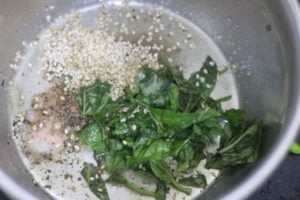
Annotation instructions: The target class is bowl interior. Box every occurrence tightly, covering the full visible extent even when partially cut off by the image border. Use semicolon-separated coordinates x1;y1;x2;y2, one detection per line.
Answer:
0;0;299;200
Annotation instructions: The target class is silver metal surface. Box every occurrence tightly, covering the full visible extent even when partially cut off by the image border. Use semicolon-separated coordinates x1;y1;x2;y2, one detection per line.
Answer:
0;0;299;200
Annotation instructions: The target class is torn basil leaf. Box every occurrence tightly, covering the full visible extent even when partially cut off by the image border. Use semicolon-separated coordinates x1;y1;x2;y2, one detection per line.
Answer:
81;163;109;200
179;174;207;188
76;56;263;200
107;173;156;198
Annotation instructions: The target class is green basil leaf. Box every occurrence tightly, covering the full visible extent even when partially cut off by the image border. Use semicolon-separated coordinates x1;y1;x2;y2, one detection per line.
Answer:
134;139;172;162
76;81;111;116
150;107;220;129
105;152;129;173
188;56;218;99
80;123;106;152
81;163;109;200
176;144;204;172
107;173;156;198
150;161;191;194
137;67;171;107
179;174;207;188
206;122;262;169
169;83;180;111
155;181;169;200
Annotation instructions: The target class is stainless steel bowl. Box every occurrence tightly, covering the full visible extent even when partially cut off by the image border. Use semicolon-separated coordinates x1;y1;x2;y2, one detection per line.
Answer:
1;0;300;200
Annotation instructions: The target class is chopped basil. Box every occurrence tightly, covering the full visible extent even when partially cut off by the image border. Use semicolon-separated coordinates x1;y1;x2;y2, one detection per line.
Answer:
77;56;263;200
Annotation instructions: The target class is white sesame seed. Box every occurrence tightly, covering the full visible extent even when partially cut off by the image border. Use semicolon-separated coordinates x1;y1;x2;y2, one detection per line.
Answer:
70;134;75;140
74;145;80;151
122;140;128;145
32;125;38;131
54;122;61;130
131;124;137;131
42;110;49;115
122;107;129;112
49;5;55;10
38;122;44;129
22;41;27;46
209;61;215;66
128;114;134;119
10;64;17;70
189;43;195;48
46;15;51;23
64;128;69;134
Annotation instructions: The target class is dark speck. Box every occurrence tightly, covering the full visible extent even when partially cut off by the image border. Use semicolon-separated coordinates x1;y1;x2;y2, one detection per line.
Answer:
64;173;73;180
23;119;31;125
265;24;272;32
1;80;4;87
44;185;52;189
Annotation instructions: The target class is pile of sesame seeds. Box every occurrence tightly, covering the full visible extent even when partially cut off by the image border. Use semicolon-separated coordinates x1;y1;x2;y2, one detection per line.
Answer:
41;11;160;100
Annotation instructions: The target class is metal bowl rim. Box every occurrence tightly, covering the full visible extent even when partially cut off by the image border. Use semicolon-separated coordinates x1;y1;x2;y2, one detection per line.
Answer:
221;0;300;199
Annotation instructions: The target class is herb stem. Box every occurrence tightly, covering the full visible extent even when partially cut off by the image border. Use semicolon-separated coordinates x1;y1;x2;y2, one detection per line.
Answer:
108;174;156;197
219;124;258;154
